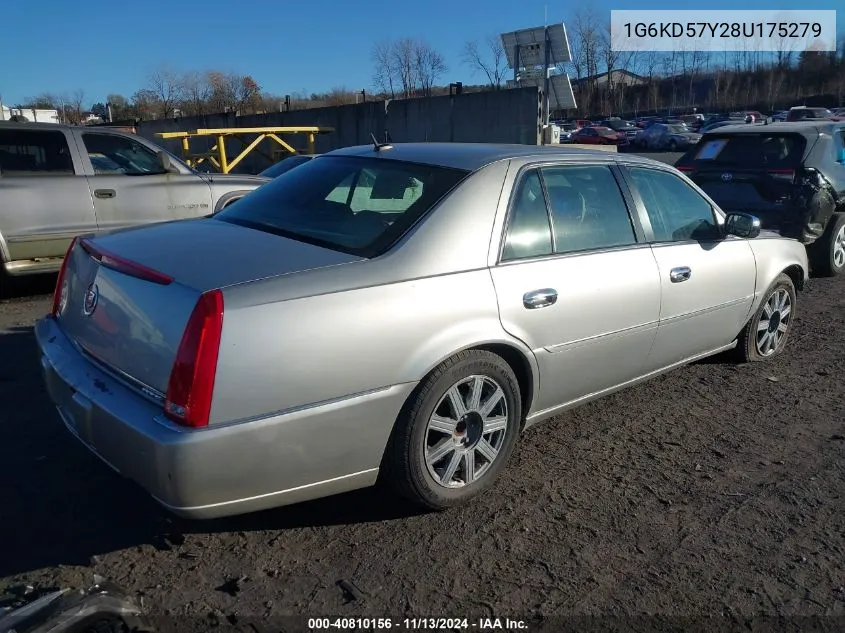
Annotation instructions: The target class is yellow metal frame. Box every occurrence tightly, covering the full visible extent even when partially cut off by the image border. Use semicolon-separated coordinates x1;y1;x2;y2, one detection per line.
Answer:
155;126;334;174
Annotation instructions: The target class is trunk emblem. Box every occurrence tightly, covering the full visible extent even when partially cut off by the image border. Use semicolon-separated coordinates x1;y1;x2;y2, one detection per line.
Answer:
83;283;99;316
721;172;733;182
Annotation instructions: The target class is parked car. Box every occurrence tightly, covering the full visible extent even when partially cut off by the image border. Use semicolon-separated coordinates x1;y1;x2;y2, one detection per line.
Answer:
699;120;743;134
258;153;318;178
0;122;268;280
637;123;702;150
570;126;627;145
635;116;659;128
36;143;809;519
772;111;789;122
679;114;705;131
550;121;577;143
675;120;845;275
786;107;836;122
599;118;641;142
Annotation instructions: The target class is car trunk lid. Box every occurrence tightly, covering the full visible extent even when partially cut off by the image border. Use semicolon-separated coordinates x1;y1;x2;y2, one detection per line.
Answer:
55;219;363;396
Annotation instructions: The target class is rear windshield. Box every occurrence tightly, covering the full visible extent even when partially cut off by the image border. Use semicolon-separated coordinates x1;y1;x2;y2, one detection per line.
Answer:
688;133;807;168
216;155;469;257
258;155;313;178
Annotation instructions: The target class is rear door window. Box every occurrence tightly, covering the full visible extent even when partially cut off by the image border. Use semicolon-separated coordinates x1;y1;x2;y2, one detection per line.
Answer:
0;129;74;175
691;134;806;169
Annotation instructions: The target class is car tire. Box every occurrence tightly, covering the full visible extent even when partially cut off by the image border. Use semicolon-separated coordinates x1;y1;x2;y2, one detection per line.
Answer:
809;212;845;277
733;273;796;363
668;140;678;151
383;350;522;510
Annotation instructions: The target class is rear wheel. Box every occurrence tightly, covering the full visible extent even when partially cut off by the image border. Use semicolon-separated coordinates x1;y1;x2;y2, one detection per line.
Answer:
810;212;845;277
733;273;796;363
383;350;522;510
668;139;678;151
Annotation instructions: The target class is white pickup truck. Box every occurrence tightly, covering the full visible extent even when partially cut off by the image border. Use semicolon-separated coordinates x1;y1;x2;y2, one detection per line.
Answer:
0;121;268;280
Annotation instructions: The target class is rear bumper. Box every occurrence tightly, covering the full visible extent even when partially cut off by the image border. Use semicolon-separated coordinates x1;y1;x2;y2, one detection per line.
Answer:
35;316;415;519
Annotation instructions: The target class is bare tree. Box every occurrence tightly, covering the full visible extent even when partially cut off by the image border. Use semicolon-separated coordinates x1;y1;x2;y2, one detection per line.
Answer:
372;39;397;99
234;75;262;113
207;71;237;113
463;35;507;89
182;71;211;116
148;64;184;118
131;89;159;120
60;89;86;124
599;18;635;115
24;93;58;109
393;38;419;98
569;8;601;114
415;41;447;97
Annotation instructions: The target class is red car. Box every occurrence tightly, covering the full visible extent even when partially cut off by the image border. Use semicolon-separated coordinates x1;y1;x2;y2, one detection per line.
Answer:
570;126;626;145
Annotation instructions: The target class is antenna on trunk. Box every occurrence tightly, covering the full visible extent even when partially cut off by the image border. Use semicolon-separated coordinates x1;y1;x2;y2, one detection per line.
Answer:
370;133;393;151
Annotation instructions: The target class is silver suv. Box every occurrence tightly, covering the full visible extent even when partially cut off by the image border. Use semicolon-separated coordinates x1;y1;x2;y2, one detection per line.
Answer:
0;122;268;278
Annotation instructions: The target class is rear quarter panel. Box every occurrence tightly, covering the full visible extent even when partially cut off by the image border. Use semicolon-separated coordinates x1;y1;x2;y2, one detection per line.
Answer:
211;269;520;424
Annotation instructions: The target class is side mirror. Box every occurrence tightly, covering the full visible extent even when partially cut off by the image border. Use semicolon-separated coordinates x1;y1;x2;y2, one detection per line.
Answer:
157;150;179;174
724;212;761;239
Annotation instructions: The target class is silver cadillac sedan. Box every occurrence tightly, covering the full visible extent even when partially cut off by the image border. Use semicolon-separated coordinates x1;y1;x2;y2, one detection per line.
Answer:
35;143;809;519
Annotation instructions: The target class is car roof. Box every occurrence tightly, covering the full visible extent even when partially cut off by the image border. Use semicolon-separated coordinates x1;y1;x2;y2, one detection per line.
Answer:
324;142;661;171
702;121;842;135
0;121;139;137
0;121;73;131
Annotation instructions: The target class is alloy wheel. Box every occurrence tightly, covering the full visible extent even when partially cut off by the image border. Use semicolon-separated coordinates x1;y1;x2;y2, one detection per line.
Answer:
424;375;509;488
755;289;792;357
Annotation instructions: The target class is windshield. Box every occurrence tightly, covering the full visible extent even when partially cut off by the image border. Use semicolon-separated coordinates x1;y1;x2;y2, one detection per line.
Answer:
216;155;469;257
596;128;616;137
691;133;807;168
259;155;313;178
667;125;689;134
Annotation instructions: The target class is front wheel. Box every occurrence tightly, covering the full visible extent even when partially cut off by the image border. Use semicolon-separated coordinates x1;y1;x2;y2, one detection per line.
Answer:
383;350;522;510
733;273;796;362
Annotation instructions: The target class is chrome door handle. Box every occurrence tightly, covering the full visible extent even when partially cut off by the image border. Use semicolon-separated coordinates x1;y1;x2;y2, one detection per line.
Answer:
523;288;558;309
94;189;116;199
669;266;691;283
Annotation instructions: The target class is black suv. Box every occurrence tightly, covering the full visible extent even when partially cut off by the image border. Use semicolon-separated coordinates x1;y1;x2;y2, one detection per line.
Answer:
675;121;845;276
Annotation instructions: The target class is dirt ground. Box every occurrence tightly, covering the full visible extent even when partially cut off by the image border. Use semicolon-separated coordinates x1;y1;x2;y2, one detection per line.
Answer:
1;267;843;632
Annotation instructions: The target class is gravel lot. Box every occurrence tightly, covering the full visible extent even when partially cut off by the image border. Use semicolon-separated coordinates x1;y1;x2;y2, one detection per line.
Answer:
2;149;844;631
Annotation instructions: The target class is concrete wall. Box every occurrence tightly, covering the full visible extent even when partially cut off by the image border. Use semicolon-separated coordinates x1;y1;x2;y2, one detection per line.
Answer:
137;87;541;174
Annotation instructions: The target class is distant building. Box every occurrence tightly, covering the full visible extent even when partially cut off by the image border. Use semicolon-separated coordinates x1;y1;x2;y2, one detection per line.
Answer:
0;105;61;123
571;70;647;88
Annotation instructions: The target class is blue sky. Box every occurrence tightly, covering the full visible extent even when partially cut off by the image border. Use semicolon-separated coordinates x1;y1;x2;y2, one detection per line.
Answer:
0;0;842;107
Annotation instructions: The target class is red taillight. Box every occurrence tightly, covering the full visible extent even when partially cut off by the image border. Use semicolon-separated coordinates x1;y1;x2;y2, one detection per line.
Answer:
79;238;173;285
677;166;694;173
164;290;224;428
767;168;795;182
51;237;79;317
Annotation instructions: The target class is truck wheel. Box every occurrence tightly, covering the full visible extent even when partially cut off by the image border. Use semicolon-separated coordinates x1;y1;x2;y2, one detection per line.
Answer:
810;212;845;277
